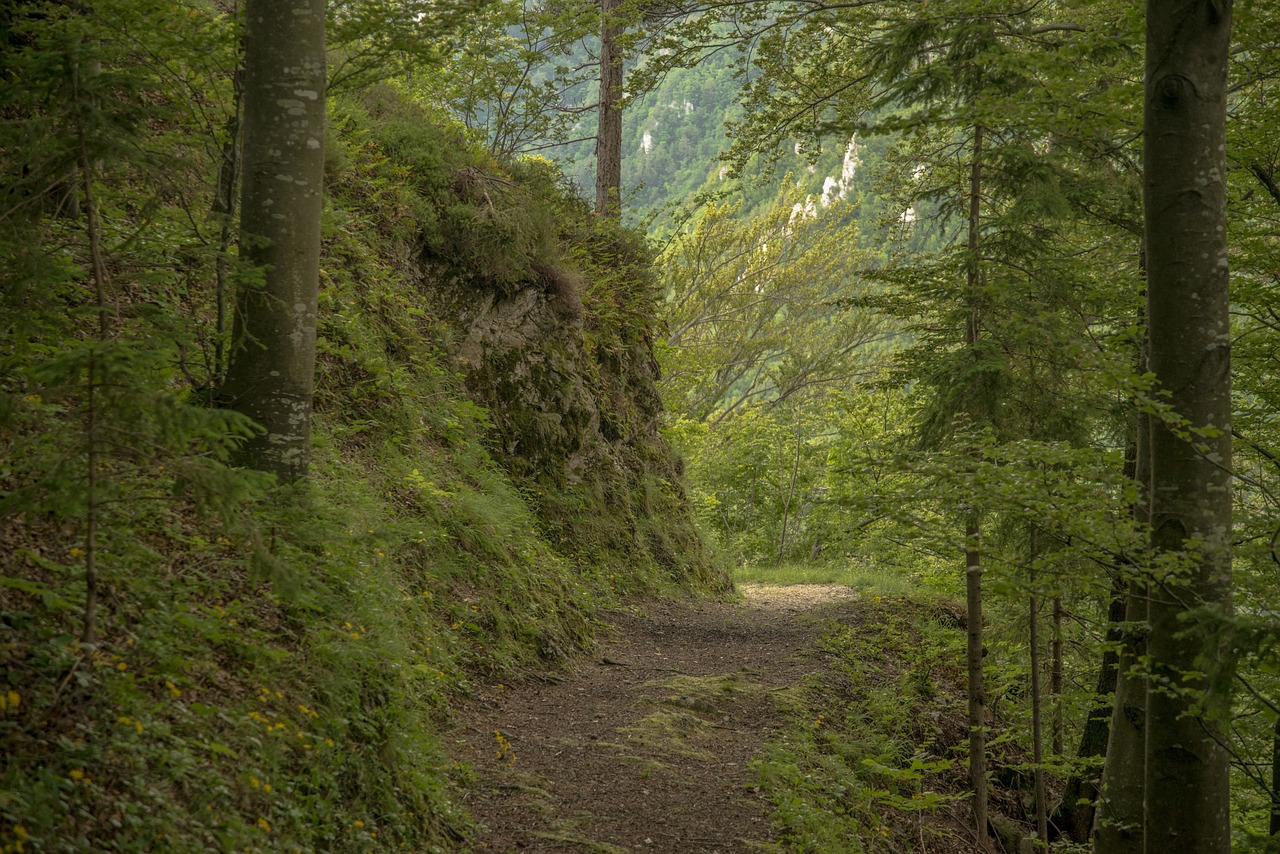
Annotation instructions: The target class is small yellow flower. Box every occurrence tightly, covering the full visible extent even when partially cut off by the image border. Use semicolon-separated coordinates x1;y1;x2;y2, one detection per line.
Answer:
166;680;182;698
69;547;85;558
14;824;29;839
68;769;86;781
257;817;271;832
353;820;365;829
4;690;18;711
250;776;261;789
116;662;127;671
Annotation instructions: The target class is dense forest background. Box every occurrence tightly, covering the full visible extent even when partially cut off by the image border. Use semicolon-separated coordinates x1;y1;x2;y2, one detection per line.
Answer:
2;0;1279;851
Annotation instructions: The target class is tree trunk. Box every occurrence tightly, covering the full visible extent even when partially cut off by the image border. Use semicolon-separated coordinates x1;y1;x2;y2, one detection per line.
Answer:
964;123;989;851
966;513;988;849
776;415;803;567
1051;595;1064;756
1271;717;1280;836
1095;363;1153;854
1142;0;1233;849
1029;536;1048;846
594;0;623;218
212;69;243;385
1054;584;1123;843
219;0;326;482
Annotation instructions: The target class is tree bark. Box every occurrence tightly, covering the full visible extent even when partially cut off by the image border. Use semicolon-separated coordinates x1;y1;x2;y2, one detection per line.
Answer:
1095;354;1153;854
964;124;989;851
1094;591;1149;854
1141;0;1233;850
219;0;326;482
1271;717;1280;836
1029;537;1048;846
1051;595;1064;756
594;0;623;218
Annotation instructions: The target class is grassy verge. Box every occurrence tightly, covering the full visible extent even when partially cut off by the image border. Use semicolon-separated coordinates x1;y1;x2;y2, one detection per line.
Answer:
733;561;919;598
752;595;972;852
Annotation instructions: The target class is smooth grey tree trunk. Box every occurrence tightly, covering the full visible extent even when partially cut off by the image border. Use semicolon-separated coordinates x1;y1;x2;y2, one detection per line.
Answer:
594;0;623;218
1141;0;1233;850
219;0;326;482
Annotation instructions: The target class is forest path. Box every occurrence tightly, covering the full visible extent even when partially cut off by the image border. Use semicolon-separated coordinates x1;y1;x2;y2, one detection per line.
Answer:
450;584;858;853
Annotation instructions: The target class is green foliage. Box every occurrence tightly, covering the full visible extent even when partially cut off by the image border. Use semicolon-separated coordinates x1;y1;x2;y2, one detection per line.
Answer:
406;0;599;156
753;597;968;852
0;9;723;848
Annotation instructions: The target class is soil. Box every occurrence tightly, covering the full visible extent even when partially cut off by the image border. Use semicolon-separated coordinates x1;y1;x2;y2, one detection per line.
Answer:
449;585;860;853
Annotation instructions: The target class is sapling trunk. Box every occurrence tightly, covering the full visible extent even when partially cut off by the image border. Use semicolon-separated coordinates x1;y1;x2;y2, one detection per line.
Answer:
77;107;108;647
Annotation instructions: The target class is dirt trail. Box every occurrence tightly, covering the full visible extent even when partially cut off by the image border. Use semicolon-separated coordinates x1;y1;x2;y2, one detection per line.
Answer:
450;585;858;853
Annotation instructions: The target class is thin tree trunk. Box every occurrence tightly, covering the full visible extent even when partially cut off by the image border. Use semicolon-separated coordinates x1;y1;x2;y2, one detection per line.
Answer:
776;416;802;568
1271;717;1280;837
1029;532;1048;846
1054;580;1124;842
218;0;326;482
594;0;622;218
1051;595;1064;756
212;69;243;384
1142;0;1234;850
964;123;989;850
76;103;108;647
1056;438;1137;843
1095;365;1153;854
966;513;988;848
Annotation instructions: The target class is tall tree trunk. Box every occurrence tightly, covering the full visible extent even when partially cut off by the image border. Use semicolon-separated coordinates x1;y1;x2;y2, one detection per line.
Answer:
219;0;326;482
594;0;622;218
1142;0;1233;850
964;123;989;850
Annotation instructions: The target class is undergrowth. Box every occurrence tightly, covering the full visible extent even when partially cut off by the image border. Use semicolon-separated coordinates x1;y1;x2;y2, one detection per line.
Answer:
0;80;723;852
753;596;972;853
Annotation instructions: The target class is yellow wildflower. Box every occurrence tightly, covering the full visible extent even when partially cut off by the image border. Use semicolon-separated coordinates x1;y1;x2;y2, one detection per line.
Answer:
68;769;85;781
